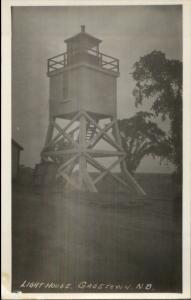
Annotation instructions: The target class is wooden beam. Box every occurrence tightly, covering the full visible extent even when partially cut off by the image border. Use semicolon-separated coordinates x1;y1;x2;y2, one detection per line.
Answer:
111;119;146;196
84;170;97;192
79;114;87;187
43;112;81;150
83;112;122;151
67;125;79;136
57;154;79;173
101;135;123;151
86;149;125;157
79;155;97;192
93;157;124;184
66;159;76;176
77;114;97;192
44;118;55;146
49;52;66;60
121;159;146;196
54;122;79;148
112;118;122;146
79;114;87;150
43;149;78;157
51;125;79;150
87;119;115;148
43;149;125;158
59;171;81;190
85;153;131;190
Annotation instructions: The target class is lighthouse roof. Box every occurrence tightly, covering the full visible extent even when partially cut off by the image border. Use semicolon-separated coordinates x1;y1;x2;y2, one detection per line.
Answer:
64;25;102;47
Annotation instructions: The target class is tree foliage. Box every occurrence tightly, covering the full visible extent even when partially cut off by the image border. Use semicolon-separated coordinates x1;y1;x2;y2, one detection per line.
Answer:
131;51;182;174
118;112;170;174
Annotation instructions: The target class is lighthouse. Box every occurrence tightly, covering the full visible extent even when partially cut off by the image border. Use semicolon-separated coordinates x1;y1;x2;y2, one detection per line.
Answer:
39;26;145;195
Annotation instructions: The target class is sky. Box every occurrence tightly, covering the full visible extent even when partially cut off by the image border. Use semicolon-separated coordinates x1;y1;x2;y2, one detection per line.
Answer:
12;5;182;172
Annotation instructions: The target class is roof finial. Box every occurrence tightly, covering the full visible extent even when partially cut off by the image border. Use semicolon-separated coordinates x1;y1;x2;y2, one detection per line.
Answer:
81;25;85;33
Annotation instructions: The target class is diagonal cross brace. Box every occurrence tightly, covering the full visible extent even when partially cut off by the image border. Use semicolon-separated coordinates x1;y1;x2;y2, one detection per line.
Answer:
43;112;81;150
54;122;79;148
83;112;123;151
87;119;115;148
93;156;125;184
85;153;131;190
59;171;82;190
57;154;79;174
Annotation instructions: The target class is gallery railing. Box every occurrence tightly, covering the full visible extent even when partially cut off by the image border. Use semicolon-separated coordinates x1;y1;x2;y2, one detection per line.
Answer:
47;48;119;74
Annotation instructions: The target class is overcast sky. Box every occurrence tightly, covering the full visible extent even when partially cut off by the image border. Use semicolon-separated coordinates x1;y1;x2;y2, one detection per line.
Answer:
12;5;182;172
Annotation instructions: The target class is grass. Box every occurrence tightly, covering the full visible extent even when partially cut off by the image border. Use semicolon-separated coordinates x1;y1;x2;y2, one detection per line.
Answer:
12;172;182;293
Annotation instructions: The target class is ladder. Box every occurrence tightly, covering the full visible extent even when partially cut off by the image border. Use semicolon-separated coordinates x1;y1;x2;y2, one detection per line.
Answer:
86;122;97;142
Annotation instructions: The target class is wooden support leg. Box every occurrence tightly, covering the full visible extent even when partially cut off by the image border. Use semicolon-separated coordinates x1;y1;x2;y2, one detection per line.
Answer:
44;117;55;147
79;155;97;192
121;159;146;196
41;111;146;195
41;117;55;161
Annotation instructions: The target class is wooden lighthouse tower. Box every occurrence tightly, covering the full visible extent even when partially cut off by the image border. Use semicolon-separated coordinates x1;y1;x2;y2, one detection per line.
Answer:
40;26;145;195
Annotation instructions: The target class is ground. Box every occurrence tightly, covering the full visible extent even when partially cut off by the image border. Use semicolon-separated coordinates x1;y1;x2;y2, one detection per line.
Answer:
12;172;182;293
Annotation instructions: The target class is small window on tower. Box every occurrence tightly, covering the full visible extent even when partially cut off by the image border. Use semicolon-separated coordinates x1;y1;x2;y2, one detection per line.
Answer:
63;72;68;100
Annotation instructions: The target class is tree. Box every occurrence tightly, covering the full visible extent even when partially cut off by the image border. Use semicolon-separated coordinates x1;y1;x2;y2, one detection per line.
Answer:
131;50;182;175
118;112;170;174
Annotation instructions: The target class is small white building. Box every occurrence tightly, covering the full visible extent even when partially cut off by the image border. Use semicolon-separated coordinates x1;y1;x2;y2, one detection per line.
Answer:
12;139;23;180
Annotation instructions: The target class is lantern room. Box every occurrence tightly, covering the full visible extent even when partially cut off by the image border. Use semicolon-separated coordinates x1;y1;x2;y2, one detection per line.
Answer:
65;25;101;66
